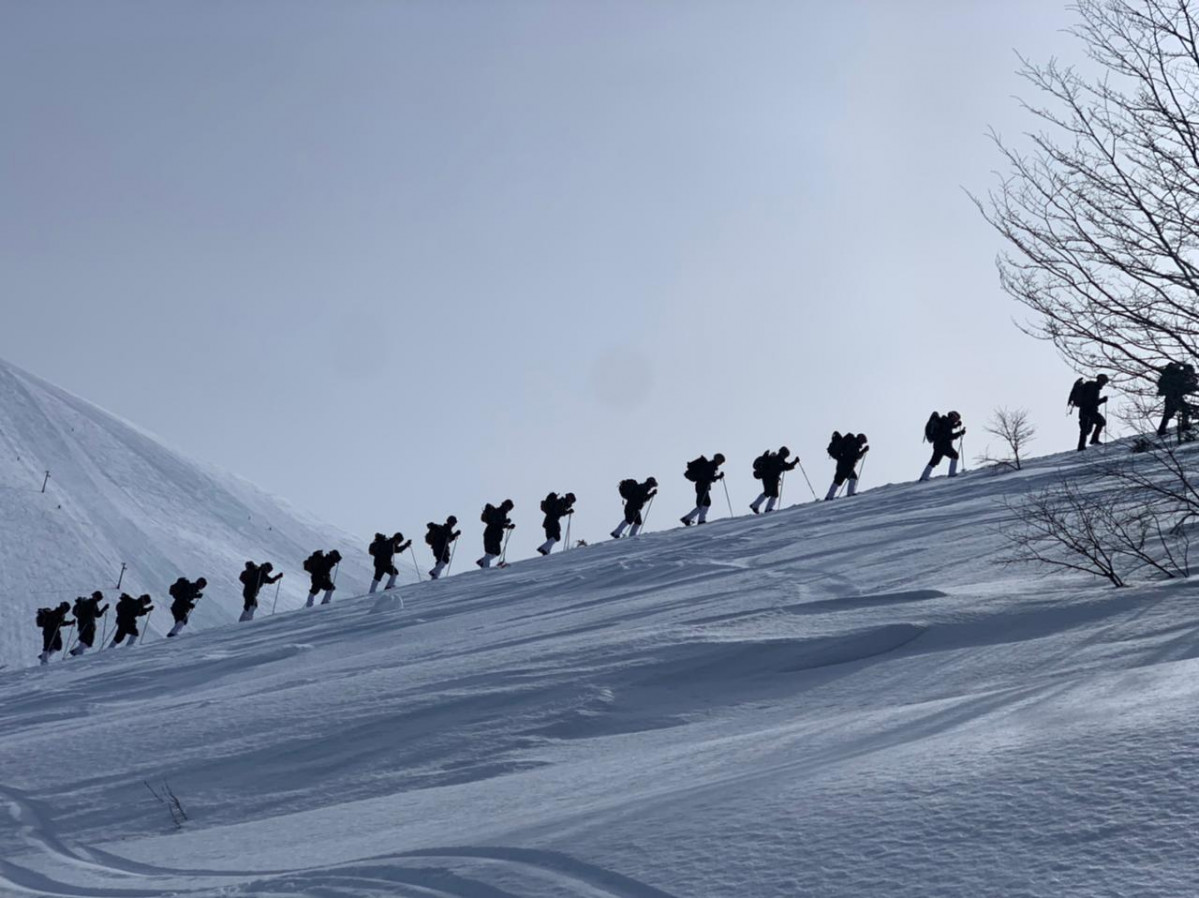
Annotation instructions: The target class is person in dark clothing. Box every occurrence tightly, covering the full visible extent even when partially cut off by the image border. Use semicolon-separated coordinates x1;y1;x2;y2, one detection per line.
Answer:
750;446;799;514
167;577;207;637
70;591;108;656
1157;362;1197;437
611;477;658;538
1071;374;1110;450
426;517;460;580
303;550;342;606
681;453;726;526
369;532;412;593
37;602;74;664
824;432;869;500
239;561;282;622
919;411;966;482
477;500;516;568
537;492;576;555
110;593;153;647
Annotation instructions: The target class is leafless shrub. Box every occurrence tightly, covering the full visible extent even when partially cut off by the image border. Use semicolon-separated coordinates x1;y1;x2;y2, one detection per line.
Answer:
977;407;1037;471
1003;473;1190;587
145;779;188;829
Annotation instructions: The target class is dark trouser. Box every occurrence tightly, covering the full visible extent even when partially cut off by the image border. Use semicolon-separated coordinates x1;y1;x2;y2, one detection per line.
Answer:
112;620;138;645
309;574;334;594
1159;396;1191;435
1078;408;1106;449
833;461;858;486
693;482;713;507
761;476;781;499
928;439;959;468
171;603;190;625
544;518;562;541
77;621;97;648
373;561;397;582
41;628;63;653
483;527;504;556
624;503;645;526
431;544;451;564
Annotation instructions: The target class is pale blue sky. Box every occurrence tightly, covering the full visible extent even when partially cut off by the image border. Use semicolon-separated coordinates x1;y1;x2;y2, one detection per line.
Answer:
2;0;1082;559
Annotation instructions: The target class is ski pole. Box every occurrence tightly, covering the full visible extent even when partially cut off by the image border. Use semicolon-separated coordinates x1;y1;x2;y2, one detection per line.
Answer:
958;436;967;473
99;607;111;650
641;495;656;531
446;536;459;576
778;471;786;505
409;545;423;582
138;608;155;645
796;461;818;501
271;578;283;614
501;527;513;564
63;621;78;657
564;514;571;552
721;478;734;519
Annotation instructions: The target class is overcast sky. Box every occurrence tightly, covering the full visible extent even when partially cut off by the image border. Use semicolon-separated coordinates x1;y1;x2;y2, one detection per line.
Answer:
2;0;1086;560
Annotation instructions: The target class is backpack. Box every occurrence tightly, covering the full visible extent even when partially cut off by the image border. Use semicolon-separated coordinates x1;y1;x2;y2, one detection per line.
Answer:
540;492;557;515
1067;377;1085;409
239;564;258;587
827;432;844;460
302;552;323;574
168;578;187;600
618;478;638;500
752;451;771;480
424;525;438;547
684;457;705;482
923;412;942;443
36;607;48;627
481;503;495;524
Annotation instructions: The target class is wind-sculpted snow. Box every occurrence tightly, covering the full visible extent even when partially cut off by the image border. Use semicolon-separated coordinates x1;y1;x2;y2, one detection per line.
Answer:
5;389;1199;895
0;358;370;668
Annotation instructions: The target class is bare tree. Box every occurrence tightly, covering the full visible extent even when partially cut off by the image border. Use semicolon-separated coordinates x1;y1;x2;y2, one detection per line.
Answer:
974;0;1199;394
979;407;1037;471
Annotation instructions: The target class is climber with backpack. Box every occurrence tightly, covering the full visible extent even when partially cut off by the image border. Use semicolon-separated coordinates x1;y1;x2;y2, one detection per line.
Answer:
303;549;342;606
1156;361;1197;438
538;492;576;555
110;593;153;647
36;602;73;664
426;517;460;580
918;411;966;482
368;532;411;593
239;561;282;621
477;500;516;568
167;576;207;636
612;477;658;538
680;454;726;526
70;592;108;655
750;446;799;513
1068;374;1109;451
823;431;869;500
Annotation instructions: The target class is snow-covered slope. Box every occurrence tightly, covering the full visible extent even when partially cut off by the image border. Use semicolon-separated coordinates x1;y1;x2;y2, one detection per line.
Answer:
0;358;370;668
4;436;1199;897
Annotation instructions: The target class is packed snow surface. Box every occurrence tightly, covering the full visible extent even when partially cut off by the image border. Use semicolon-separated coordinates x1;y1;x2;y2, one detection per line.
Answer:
4;427;1199;897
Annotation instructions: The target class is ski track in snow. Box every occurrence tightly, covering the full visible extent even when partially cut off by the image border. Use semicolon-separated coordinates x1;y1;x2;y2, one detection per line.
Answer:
4;369;1199;895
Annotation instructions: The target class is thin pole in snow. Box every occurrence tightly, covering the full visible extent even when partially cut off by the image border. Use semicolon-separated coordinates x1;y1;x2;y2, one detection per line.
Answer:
116;563;127;590
721;478;734;519
409;545;422;582
41;471;50;493
271;578;283;615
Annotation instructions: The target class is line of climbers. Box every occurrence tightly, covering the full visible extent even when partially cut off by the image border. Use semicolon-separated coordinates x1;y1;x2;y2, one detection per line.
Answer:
32;370;1197;665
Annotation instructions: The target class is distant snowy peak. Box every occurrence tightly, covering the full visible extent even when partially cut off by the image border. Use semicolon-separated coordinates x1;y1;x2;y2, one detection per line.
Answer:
0;356;369;669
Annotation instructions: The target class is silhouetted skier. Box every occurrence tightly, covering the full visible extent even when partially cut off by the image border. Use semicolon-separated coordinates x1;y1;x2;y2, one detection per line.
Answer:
303;550;342;606
239;561;282;621
538;492;576;555
611;477;657;538
919;411;966;481
1069;374;1109;450
369;532;411;592
681;453;726;526
477;500;515;568
167;577;207;637
1157;362;1197;437
824;432;869;500
750;446;799;514
70;592;108;656
110;593;153;647
426;517;460;580
36;602;73;664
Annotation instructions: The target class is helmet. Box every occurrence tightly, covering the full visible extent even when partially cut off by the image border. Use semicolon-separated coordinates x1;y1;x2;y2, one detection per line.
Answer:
447;516;458;526
778;445;790;456
646;476;658;487
392;532;403;542
91;590;103;599
713;453;726;465
502;499;514;509
857;433;869;443
58;601;70;611
564;492;576;502
196;577;208;588
1097;373;1110;384
328;551;342;562
947;410;961;422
